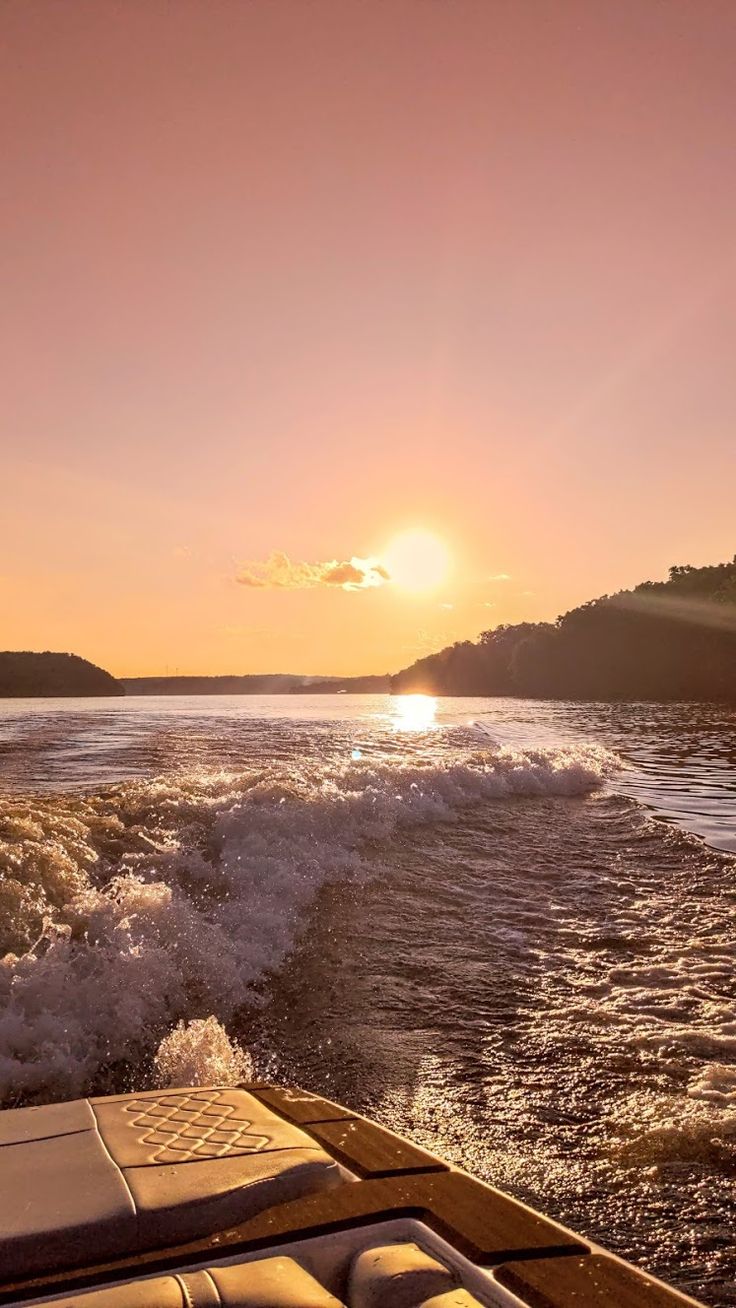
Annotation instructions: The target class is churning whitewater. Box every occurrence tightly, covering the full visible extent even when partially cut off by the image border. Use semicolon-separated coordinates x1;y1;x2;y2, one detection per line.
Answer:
1;694;735;1306
0;737;610;1099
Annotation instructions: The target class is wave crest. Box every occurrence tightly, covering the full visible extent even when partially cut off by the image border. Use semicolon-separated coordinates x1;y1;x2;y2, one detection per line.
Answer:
0;742;613;1103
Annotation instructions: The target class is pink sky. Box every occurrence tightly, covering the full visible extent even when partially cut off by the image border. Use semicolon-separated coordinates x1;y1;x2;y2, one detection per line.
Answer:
2;0;735;676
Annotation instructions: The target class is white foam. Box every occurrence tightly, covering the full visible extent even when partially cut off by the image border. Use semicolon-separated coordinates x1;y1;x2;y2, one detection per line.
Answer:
0;742;613;1103
609;1087;736;1169
687;1062;736;1106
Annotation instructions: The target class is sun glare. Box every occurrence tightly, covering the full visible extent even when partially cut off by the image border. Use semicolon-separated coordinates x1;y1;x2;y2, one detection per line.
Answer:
391;694;438;731
383;529;450;592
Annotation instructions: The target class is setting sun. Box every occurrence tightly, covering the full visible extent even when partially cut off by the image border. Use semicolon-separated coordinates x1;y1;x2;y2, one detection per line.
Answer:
383;529;450;592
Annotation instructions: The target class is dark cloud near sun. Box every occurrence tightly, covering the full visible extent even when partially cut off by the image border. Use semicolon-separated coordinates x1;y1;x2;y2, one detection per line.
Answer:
322;559;390;587
237;551;389;592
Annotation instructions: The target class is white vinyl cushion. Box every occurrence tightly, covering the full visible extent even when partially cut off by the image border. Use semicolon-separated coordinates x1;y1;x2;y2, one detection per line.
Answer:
21;1259;345;1308
348;1243;457;1308
0;1087;342;1280
19;1244;488;1308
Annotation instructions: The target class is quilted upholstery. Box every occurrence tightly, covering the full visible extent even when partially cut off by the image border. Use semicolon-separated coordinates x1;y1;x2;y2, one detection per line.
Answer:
0;1086;342;1280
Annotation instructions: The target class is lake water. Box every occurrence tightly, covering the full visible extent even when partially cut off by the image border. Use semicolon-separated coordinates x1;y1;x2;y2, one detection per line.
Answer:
1;694;734;1305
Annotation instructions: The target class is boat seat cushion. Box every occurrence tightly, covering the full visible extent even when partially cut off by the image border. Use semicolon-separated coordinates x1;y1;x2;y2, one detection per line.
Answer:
348;1242;457;1308
20;1258;345;1308
209;1259;344;1307
0;1087;342;1280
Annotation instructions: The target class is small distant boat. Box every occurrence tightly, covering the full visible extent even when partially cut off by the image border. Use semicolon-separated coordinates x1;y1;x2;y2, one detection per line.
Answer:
0;1081;702;1306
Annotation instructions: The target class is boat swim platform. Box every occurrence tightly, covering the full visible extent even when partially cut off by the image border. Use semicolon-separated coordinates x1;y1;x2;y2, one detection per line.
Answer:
0;1081;706;1308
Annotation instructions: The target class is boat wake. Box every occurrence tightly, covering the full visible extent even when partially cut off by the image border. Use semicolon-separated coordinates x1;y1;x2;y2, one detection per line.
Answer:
0;742;612;1103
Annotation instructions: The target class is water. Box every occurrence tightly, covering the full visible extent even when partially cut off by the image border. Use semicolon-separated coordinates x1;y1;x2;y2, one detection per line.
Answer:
1;694;734;1305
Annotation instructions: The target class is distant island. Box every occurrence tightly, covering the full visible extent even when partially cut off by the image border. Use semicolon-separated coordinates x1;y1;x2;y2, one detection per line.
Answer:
0;652;124;698
0;662;390;699
289;675;390;694
123;674;307;695
391;555;736;701
122;674;390;695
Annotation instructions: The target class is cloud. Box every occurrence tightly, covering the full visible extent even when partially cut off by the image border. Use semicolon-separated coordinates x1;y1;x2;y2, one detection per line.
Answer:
236;551;389;592
322;559;389;589
488;573;511;581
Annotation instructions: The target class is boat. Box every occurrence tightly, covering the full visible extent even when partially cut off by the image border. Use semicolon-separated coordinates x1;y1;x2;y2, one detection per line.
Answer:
0;1079;704;1307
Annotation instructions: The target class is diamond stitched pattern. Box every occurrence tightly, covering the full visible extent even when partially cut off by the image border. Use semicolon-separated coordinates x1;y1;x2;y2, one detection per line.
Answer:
122;1091;273;1163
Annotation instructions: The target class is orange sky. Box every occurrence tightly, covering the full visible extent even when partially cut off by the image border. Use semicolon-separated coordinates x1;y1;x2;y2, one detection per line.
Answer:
2;0;735;677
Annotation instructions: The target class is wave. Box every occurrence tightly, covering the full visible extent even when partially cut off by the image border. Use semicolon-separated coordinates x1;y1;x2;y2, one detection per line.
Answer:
0;742;613;1104
609;1083;736;1171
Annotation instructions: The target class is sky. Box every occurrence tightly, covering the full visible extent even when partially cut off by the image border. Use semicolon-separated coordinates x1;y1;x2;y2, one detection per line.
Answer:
2;0;735;677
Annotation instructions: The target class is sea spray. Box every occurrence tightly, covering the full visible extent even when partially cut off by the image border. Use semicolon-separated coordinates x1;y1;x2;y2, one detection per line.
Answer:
155;1017;253;1088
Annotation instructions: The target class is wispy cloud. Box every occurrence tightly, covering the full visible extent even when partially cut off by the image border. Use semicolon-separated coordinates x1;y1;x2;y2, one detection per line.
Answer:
236;551;389;592
488;573;511;582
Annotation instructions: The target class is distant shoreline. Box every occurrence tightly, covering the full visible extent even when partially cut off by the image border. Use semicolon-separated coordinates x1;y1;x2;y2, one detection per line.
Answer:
121;674;390;696
0;655;391;698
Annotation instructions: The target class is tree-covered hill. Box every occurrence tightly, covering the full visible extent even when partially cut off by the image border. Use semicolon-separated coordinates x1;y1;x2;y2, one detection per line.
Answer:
391;556;736;701
0;652;124;697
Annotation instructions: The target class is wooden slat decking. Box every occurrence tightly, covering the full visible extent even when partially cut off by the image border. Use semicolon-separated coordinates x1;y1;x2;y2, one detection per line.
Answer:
496;1253;703;1308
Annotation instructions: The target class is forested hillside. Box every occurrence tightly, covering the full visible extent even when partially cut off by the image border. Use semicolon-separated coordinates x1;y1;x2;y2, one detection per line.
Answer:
391;557;736;701
0;652;123;697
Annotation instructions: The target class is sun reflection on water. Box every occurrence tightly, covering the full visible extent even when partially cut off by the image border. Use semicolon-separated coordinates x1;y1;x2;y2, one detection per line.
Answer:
390;694;438;732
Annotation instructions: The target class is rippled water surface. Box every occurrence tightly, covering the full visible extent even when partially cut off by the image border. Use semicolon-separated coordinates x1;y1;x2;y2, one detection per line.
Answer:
0;694;734;1305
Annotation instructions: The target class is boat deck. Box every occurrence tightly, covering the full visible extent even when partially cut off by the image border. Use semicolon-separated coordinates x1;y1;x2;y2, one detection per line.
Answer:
0;1081;706;1308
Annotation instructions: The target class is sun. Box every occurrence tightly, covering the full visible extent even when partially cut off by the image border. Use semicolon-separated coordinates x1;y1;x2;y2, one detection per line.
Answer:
383;528;450;592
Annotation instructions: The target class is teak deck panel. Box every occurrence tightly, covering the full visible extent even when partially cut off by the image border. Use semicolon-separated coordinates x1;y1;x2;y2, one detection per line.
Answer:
250;1087;355;1123
496;1253;698;1308
252;1084;449;1176
301;1116;449;1177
